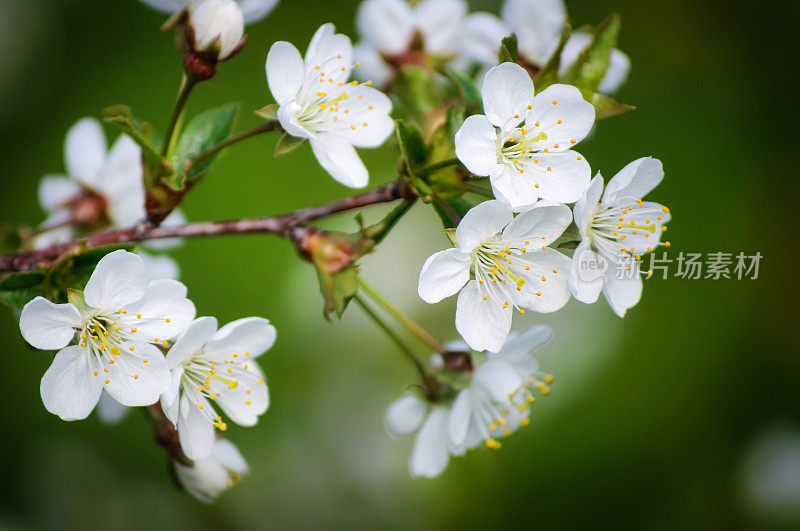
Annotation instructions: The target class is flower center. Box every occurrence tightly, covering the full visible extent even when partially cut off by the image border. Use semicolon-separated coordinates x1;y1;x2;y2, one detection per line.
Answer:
590;200;670;262
471;240;542;315
497;127;548;174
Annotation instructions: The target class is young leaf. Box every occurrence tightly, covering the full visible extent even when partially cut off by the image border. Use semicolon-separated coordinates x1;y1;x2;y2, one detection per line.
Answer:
255;104;279;120
391;66;443;124
102;105;162;168
498;33;519;63
274;132;306;157
316;265;359;320
172;103;239;183
440;68;481;112
583;91;636;119
445;106;465;139
562;13;620;93
395;120;429;170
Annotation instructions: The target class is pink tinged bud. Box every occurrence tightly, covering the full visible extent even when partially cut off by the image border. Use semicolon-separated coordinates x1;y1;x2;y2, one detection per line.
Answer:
189;0;245;59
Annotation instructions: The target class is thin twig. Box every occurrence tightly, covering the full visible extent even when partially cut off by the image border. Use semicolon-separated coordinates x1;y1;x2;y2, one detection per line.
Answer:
161;74;196;157
190;121;282;169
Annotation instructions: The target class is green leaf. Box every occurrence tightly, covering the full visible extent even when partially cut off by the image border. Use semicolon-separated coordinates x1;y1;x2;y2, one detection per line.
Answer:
432;196;476;229
498;33;519;64
0;271;45;310
395;120;429;170
391;66;443;123
440;68;481;111
445;106;465;139
103;105;162;167
316;265;359;320
534;22;572;92
172;103;239;184
0;224;22;255
583;91;636;119
274;132;306;157
255;104;279;120
562;14;620;93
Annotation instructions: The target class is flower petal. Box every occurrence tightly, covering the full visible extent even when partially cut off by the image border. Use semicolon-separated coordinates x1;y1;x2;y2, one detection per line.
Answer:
356;0;414;54
20;297;82;350
415;0;467;53
160;366;183;426
492;324;552;366
418;248;471;303
38;174;79;213
502;0;565;65
40;346;103;420
123;279;196;340
237;0;279;23
84;250;149;311
353;42;392;86
215;364;269;426
481;62;535;129
204;317;276;361
454;114;501;177
305;23;353;84
385;394;428;437
448;389;471;446
309;134;369;188
458;12;509;67
409;406;450;478
568;240;604;303
166;316;218;369
490;164;543;211
573;173;604;237
529;84;595;151
455;280;512;353
455;199;513;252
520;151;591;204
602;157;664;205
103;341;171;407
266;41;305;105
335;86;394;148
64;118;107;189
516;248;572;312
178;393;216;460
603;266;643;317
474;359;523;402
137;252;180;281
502;203;572;246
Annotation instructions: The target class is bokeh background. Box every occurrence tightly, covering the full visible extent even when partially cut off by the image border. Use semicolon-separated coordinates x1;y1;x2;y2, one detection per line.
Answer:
0;0;798;529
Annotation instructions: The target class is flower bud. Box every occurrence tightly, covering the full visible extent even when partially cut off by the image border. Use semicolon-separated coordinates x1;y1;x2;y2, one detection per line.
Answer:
189;0;244;60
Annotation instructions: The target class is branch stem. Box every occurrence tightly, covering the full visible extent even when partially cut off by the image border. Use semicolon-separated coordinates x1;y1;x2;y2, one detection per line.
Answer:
415;158;460;175
161;74;196;157
357;278;446;354
191;121;282;168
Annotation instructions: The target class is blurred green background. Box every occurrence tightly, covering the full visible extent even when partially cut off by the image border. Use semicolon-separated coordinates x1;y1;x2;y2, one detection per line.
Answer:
0;0;798;529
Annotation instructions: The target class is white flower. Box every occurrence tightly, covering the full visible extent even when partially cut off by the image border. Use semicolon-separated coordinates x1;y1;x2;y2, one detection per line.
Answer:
189;0;244;59
354;0;506;86
448;325;553;452
569;157;671;317
501;0;630;93
385;325;553;477
18;250;196;420
160;316;275;460
173;438;249;503
138;0;278;24
35;118;183;277
266;23;394;188
418;199;572;352
454;63;594;210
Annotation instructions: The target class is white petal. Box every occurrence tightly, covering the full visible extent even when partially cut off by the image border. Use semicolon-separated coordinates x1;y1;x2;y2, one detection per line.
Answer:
458;12;509;67
165;316;218;369
204;317;276;361
520;151;591;204
277;101;312;140
353;42;392;86
385;394;428;437
417;248;471;303
309;135;368;188
38;174;79;213
455;280;512;353
103;135;145;227
490;164;544;211
493;324;552;365
502;0;565;65
481;62;535;129
516;248;572;312
212;438;249;474
96;390;129;424
568;240;604;303
474;359;523;402
137;252;180;281
356;0;414;54
305;24;353;82
448;389;471;446
573;173;604;237
335;86;394;148
603;266;643;317
84;250;149;311
501;203;572;246
40;346;103;420
137;0;186;14
602;157;664;205
529;84;595;150
103;342;171;406
415;0;467;53
123;279;196;340
237;0;279;23
266;41;305;105
19;297;81;350
409;407;450;478
160;366;183;426
64;118;107;189
178;393;216;460
454;115;501;177
215;364;269;426
455;199;513;252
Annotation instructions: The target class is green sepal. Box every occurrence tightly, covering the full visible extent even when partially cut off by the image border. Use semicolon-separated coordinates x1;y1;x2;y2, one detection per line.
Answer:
498;33;519;64
317;265;359;321
582;91;636;119
255;104;279;121
274;132;306;157
171;103;239;185
443;228;457;246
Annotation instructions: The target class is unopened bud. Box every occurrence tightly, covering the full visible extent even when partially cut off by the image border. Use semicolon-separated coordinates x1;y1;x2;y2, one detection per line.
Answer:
189;0;245;60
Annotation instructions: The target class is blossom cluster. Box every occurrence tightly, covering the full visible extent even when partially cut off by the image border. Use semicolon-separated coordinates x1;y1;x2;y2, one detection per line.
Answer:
3;0;675;503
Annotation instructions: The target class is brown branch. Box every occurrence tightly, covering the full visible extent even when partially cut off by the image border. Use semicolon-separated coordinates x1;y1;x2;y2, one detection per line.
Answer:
1;181;412;273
